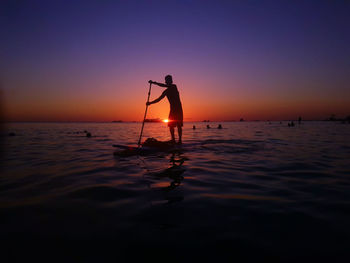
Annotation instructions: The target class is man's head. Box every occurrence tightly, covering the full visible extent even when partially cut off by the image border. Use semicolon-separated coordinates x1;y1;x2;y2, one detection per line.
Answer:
165;75;173;85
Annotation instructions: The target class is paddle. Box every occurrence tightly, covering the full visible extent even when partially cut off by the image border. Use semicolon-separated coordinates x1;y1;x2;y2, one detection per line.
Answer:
137;81;152;147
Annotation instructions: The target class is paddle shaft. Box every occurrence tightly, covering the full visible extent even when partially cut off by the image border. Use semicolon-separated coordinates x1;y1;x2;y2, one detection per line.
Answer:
138;82;152;147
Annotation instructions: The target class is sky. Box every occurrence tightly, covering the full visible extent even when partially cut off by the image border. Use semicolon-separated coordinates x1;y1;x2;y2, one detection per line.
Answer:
1;0;349;122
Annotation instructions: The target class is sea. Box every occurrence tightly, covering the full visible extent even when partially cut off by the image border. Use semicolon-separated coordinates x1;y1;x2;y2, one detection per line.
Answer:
1;121;350;262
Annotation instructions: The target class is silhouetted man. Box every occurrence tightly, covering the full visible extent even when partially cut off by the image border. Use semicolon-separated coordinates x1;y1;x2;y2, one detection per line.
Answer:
147;75;183;144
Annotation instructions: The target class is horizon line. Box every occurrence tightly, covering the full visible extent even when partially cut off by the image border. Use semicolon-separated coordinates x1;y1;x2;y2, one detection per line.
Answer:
1;119;338;123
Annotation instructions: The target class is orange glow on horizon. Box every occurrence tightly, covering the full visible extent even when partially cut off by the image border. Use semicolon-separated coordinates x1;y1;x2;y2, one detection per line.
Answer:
2;79;350;122
163;119;169;123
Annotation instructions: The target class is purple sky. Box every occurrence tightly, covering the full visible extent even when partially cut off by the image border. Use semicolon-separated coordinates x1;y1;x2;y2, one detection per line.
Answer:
1;0;349;121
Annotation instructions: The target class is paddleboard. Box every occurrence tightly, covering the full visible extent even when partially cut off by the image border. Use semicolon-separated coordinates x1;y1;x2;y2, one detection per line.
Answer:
113;138;182;157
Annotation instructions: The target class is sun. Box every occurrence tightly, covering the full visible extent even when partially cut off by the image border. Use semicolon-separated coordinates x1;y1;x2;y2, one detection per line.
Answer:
163;119;169;123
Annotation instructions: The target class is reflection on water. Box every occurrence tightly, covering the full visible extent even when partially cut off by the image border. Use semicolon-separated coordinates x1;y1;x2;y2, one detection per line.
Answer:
1;121;350;262
149;153;186;191
121;150;188;207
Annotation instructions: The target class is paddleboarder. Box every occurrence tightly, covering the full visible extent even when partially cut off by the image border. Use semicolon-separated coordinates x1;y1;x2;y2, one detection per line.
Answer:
147;75;183;144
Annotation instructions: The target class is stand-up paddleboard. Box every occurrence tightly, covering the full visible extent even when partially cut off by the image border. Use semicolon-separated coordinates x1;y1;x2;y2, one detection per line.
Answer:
113;138;182;157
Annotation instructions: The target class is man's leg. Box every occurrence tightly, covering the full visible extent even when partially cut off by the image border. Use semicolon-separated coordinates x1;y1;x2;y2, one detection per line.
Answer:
169;126;175;143
177;125;182;144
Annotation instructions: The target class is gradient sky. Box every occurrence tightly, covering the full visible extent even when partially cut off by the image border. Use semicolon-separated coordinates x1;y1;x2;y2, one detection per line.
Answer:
1;0;349;121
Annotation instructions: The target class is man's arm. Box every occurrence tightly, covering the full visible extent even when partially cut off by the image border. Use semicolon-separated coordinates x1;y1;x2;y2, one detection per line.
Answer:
149;80;171;88
147;90;167;105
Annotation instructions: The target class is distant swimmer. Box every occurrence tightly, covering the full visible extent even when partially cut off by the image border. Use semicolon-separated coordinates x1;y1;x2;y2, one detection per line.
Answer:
207;125;210;129
193;125;196;130
147;75;183;144
218;124;222;129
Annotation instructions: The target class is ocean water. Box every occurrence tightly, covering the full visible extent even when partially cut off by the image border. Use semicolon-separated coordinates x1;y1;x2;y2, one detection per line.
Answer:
1;121;350;262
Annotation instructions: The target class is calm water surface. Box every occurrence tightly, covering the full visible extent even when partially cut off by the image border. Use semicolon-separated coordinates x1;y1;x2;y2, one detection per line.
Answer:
1;122;350;262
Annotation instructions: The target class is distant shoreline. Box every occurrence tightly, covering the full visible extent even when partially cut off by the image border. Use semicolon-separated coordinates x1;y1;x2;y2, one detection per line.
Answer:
2;119;347;124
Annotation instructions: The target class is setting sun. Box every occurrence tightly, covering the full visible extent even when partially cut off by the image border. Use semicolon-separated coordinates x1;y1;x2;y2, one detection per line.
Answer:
163;119;169;123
